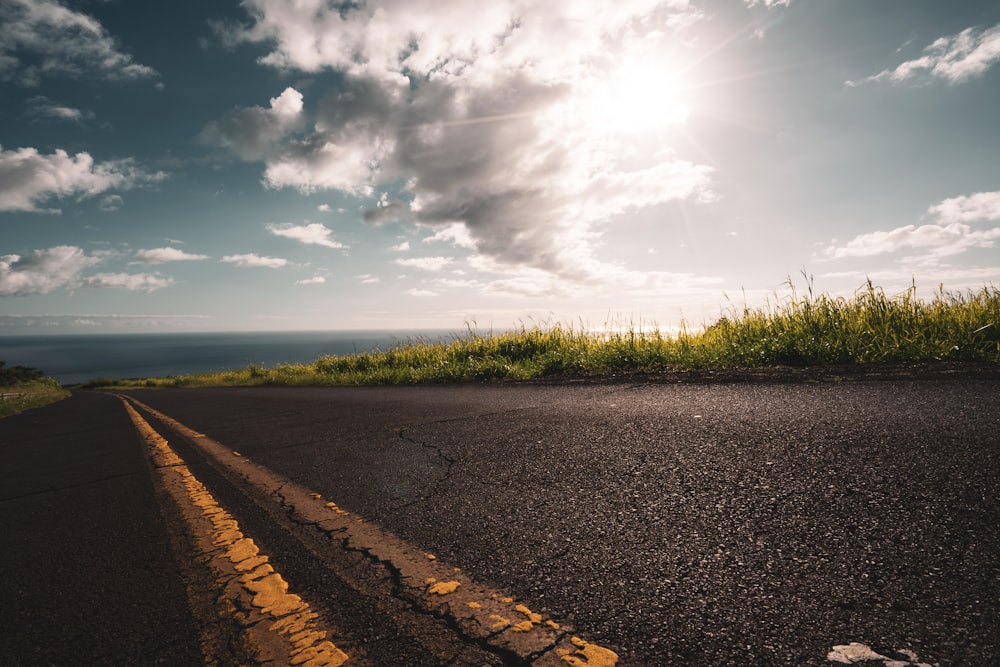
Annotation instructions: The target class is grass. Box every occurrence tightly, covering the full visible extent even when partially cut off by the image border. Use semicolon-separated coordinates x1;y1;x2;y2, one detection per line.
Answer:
84;281;1000;389
0;379;71;419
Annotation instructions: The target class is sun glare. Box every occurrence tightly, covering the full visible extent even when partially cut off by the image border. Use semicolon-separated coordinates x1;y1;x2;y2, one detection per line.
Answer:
589;61;692;134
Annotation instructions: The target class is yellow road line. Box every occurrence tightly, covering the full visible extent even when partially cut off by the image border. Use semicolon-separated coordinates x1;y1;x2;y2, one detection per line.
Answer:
120;397;349;667
122;394;621;666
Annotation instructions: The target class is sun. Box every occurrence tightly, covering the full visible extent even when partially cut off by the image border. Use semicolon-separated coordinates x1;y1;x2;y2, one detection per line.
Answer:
588;59;693;135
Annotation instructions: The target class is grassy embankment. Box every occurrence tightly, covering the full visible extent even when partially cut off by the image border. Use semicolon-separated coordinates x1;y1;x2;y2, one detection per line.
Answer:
88;282;999;389
0;364;70;419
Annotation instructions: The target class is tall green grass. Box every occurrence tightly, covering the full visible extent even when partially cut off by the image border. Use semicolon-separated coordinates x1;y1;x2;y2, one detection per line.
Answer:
87;282;999;389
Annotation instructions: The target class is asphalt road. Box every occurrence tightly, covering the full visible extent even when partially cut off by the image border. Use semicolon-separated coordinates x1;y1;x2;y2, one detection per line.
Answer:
0;391;202;665
2;374;998;665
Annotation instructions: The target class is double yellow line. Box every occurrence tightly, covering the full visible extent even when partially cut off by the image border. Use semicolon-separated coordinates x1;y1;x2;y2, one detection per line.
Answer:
120;394;620;667
121;397;349;666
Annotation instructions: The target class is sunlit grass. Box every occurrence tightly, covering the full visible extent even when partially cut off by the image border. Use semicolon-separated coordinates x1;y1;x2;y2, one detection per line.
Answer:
0;379;71;419
85;282;999;389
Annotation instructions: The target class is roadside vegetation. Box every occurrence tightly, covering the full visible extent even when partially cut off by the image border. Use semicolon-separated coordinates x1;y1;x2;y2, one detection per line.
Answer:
0;362;70;419
85;281;999;389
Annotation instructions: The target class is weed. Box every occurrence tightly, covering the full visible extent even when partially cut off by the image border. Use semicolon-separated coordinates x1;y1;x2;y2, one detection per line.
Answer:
84;282;999;389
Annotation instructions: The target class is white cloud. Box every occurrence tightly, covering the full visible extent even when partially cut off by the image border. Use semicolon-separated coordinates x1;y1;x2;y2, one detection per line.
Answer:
296;275;326;285
0;245;179;296
132;247;210;264
357;273;380;284
266;222;346;248
0;245;100;296
220;253;288;268
824;223;1000;259
927;191;1000;224
207;0;715;283
395;256;455;272
745;0;791;7
824;192;1000;260
423;223;476;249
317;203;331;212
406;288;438;297
390;241;411;252
0;0;158;84
849;23;1000;86
0;145;165;213
82;272;173;292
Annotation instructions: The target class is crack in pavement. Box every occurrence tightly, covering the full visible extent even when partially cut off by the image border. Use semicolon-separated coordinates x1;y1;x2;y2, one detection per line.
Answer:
120;394;621;666
392;427;458;510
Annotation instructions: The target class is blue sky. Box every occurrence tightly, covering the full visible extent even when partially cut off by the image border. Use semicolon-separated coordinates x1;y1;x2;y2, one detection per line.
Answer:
1;0;999;333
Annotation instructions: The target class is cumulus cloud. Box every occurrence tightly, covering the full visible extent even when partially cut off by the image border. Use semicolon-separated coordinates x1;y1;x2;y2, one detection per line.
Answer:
199;87;305;161
395;256;454;272
0;0;158;84
0;245;100;296
0;145;166;213
824;190;1000;260
220;253;288;268
357;273;380;284
745;0;791;7
390;241;410;252
927;191;1000;224
132;247;210;264
206;0;715;281
423;223;476;249
0;245;173;296
266;222;346;248
406;288;438;297
849;23;1000;86
824;223;1000;259
296;275;326;285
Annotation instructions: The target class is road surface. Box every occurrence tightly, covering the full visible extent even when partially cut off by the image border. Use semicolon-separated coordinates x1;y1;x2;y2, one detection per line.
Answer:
2;372;998;665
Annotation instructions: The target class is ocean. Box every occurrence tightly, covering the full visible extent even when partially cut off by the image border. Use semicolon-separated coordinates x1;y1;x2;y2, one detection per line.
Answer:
0;330;458;385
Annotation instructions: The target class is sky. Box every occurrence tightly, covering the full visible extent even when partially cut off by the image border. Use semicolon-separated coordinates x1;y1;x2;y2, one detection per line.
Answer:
1;0;999;334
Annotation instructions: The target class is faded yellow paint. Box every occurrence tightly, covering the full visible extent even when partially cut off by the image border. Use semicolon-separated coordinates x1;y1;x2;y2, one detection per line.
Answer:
244;572;307;616
239;562;275;583
515;604;542;624
119;397;349;667
124;395;625;667
227;539;260;563
428;580;461;595
290;642;349;666
490;615;511;630
560;636;619;667
233;554;269;573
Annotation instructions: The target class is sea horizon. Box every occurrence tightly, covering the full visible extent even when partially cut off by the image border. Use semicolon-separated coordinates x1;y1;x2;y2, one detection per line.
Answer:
0;329;467;385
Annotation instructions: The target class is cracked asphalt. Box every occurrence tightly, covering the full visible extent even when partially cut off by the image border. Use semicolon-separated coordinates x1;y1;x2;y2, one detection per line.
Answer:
113;372;1000;666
